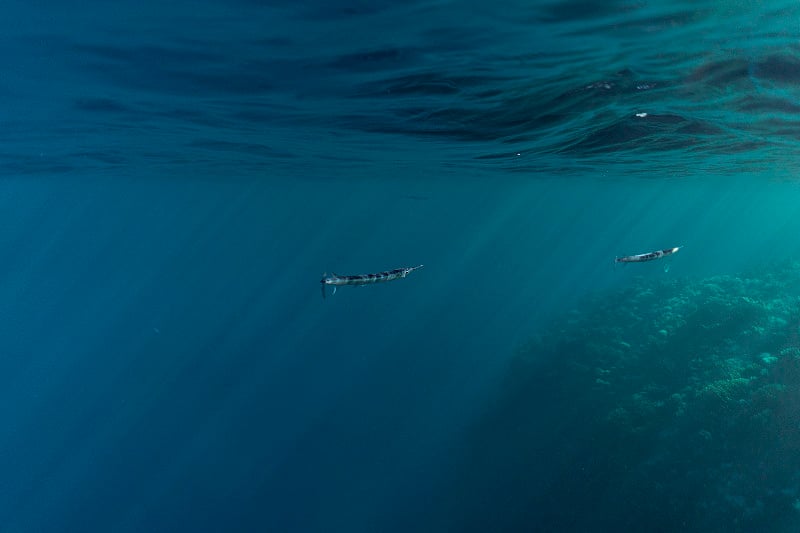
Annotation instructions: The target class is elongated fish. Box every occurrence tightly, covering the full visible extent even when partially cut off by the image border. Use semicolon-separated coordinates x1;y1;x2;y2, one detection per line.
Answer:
320;265;423;298
615;246;681;264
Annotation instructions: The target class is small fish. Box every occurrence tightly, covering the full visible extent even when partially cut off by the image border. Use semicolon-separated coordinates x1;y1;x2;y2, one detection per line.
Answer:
615;246;681;264
320;265;423;298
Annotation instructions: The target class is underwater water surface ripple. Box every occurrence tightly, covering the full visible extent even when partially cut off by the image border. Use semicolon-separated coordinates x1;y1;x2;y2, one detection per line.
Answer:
4;0;800;178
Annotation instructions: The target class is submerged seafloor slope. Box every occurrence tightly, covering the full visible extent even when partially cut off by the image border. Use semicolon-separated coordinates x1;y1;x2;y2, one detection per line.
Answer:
445;262;800;532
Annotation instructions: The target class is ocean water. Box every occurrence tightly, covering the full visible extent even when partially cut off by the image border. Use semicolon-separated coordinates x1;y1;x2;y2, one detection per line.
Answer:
5;0;800;531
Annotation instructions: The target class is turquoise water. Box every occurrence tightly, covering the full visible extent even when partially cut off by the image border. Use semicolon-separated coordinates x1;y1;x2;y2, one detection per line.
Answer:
5;1;800;531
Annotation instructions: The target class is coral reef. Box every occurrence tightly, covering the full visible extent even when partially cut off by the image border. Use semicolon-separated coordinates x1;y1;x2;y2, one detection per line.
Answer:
469;262;800;531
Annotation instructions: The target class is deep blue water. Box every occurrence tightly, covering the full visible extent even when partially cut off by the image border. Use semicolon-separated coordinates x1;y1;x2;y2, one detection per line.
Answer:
5;1;800;531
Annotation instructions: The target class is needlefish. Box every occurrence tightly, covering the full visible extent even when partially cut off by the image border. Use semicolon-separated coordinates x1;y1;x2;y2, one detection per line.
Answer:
615;246;681;271
320;265;423;298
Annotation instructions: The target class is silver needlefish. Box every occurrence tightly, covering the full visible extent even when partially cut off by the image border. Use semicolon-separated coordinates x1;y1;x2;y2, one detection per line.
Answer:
615;246;681;264
320;265;423;298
